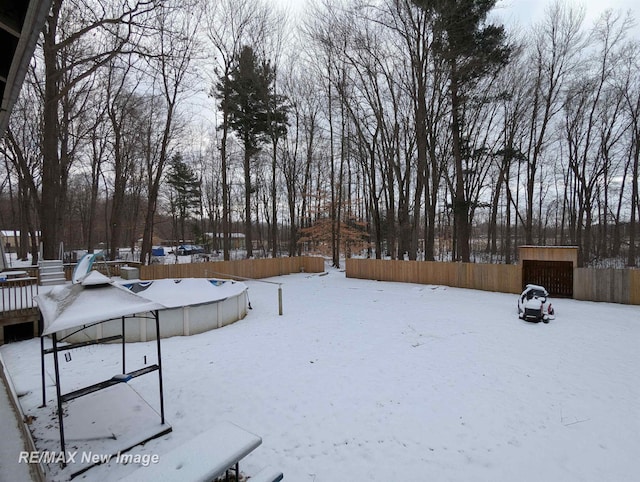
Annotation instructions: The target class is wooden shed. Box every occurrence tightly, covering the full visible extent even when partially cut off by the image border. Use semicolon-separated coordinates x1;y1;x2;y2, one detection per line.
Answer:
519;246;579;298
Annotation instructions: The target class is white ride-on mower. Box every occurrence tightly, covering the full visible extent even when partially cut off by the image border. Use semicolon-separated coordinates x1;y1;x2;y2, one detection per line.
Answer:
518;284;555;323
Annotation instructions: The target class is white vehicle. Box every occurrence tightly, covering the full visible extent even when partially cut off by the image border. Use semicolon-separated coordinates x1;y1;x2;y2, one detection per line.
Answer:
518;284;555;323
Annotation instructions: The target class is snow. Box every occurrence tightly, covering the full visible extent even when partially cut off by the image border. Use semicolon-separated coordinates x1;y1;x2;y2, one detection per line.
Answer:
1;267;640;481
0;359;34;482
36;278;165;336
119;421;262;482
122;278;247;308
26;383;171;478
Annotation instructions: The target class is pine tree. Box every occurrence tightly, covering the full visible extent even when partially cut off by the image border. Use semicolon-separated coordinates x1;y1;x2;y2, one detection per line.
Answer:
216;45;288;257
412;0;510;262
166;154;201;245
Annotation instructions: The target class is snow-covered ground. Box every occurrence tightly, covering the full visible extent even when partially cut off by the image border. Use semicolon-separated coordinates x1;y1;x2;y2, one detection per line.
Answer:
1;267;640;481
0;367;33;482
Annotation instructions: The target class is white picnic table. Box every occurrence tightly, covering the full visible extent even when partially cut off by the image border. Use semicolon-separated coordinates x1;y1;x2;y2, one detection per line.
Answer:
120;421;262;482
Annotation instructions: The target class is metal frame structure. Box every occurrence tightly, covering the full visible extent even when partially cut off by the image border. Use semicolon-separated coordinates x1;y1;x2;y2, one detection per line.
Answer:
39;310;169;466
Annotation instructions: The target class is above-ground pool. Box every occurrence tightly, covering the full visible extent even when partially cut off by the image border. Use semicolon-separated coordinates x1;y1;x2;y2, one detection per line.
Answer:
59;278;249;343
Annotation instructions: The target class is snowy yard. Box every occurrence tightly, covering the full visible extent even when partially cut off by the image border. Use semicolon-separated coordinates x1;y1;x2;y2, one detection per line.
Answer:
2;268;640;481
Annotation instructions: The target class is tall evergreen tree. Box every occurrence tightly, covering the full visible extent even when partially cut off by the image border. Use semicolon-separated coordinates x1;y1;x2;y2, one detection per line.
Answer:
216;45;287;257
412;0;510;261
166;154;201;245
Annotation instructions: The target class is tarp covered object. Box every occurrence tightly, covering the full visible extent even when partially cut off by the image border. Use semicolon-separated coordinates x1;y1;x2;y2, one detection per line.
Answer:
123;278;247;308
34;270;170;478
35;271;165;335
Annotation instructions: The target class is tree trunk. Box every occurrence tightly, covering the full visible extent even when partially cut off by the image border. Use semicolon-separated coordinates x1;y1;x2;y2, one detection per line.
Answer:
41;1;63;260
271;138;278;258
627;132;639;267
221;108;231;261
243;140;253;258
449;64;470;262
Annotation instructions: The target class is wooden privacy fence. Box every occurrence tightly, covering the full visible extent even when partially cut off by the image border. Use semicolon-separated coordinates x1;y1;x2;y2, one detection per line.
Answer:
139;256;325;281
346;258;522;294
574;268;640;305
347;258;640;305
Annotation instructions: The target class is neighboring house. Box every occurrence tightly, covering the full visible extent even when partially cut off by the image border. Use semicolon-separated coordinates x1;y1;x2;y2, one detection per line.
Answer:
0;230;39;252
206;232;246;251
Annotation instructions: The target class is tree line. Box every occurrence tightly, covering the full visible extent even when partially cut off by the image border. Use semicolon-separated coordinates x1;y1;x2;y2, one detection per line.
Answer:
1;0;639;268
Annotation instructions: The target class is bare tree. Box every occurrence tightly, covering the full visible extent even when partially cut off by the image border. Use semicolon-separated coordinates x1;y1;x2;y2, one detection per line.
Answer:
40;0;156;259
280;67;321;256
562;11;631;265
104;59;145;260
2;79;43;263
139;2;201;264
522;1;584;246
206;0;272;260
83;96;109;254
386;0;448;262
619;41;640;267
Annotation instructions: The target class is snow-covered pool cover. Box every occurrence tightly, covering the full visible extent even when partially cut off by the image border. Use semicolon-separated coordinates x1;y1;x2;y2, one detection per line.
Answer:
121;278;247;308
36;271;165;336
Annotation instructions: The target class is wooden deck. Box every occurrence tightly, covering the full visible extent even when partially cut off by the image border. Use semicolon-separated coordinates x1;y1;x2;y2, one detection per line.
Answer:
0;276;39;344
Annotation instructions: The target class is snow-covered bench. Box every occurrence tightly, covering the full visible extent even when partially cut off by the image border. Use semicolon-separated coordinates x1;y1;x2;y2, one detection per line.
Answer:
249;466;284;482
120;421;263;482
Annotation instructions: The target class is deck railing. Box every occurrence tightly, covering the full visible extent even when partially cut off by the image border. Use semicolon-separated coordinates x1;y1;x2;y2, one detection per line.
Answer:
62;261;143;281
0;277;39;315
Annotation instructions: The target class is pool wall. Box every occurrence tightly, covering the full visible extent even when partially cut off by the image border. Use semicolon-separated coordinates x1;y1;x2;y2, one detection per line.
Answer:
58;279;248;343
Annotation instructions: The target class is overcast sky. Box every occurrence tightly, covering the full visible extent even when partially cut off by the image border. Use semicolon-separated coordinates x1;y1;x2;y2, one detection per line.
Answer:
496;0;638;29
272;0;639;33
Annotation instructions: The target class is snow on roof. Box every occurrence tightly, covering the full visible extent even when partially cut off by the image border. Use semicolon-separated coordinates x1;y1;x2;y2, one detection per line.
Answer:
79;270;109;286
205;232;245;238
0;230;41;237
35;276;165;336
519;245;579;249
